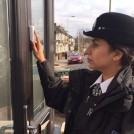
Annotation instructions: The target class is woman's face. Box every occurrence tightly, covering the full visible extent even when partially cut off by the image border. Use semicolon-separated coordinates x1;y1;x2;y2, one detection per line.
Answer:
86;38;121;71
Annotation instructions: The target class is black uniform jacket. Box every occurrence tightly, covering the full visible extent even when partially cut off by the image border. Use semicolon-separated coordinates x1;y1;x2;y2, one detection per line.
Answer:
37;61;134;134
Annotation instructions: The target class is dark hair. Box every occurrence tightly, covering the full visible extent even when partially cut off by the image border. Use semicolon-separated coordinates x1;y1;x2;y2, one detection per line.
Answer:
106;40;134;68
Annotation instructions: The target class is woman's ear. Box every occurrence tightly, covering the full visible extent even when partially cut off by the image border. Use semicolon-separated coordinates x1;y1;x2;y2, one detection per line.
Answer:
113;50;124;61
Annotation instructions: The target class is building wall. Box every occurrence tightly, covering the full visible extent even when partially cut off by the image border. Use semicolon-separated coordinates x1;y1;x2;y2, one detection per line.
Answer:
54;24;75;60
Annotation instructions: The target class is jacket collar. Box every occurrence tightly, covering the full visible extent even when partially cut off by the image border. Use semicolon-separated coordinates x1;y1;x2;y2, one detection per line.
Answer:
107;66;133;94
94;66;134;112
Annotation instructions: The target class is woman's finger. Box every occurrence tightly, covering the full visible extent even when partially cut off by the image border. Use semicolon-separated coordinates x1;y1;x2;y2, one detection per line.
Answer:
34;31;40;44
31;41;38;52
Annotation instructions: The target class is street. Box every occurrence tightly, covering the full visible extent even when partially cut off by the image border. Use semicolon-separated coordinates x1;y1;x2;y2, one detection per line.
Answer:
54;55;89;71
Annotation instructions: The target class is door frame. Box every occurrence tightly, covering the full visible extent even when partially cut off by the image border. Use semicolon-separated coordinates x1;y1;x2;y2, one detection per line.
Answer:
8;0;55;133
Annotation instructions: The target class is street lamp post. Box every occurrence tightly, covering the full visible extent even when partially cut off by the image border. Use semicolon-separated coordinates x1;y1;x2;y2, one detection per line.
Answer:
67;16;75;33
109;0;111;12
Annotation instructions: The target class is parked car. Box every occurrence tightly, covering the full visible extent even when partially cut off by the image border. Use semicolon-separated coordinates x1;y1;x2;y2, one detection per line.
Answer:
67;52;83;64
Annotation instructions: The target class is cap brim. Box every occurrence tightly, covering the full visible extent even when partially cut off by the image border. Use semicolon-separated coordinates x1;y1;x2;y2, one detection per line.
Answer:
83;30;108;38
83;31;93;36
83;30;134;48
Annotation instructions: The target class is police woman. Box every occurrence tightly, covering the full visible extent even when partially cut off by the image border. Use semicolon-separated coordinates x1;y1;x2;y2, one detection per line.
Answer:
32;12;134;134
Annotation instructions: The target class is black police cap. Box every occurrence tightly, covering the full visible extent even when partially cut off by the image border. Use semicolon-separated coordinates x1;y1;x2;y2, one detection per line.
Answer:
83;12;134;47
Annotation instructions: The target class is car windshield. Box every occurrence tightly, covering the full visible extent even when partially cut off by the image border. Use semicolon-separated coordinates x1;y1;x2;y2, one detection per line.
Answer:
70;53;80;56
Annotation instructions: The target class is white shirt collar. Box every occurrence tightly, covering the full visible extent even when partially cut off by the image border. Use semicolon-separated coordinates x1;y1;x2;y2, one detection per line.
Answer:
91;75;114;93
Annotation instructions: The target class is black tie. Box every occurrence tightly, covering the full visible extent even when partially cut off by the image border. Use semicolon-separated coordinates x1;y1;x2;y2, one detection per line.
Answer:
91;83;102;96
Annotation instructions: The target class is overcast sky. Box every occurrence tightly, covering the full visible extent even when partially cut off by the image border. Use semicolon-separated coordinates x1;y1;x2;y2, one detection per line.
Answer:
54;0;134;37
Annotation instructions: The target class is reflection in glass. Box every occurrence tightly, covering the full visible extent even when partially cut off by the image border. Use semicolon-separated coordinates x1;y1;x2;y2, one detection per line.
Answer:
0;0;13;132
31;0;46;118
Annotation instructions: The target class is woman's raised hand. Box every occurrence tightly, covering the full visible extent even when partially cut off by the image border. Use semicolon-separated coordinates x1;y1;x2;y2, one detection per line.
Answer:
31;31;46;63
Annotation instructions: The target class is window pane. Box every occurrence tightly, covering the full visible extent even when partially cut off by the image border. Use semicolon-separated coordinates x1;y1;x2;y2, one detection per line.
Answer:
0;0;13;132
31;0;46;118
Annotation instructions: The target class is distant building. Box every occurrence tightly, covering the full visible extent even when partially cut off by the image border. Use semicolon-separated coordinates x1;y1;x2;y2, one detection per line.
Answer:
54;23;75;60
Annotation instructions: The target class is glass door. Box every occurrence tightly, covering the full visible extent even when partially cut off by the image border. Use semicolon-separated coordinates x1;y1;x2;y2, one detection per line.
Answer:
29;0;55;133
0;0;55;133
31;0;46;118
0;0;13;133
